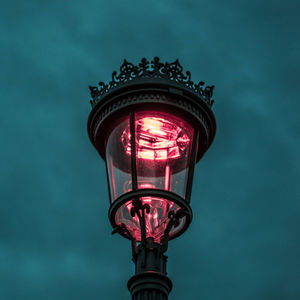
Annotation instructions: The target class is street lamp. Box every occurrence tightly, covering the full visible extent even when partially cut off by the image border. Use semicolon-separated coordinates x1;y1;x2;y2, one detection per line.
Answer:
87;57;216;300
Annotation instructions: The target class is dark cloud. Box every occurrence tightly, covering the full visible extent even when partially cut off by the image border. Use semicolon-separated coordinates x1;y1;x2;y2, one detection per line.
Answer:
0;0;299;299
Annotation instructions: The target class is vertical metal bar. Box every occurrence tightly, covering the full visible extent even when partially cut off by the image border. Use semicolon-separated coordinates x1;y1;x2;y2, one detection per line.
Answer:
185;128;199;203
105;159;113;204
130;112;137;190
109;156;117;200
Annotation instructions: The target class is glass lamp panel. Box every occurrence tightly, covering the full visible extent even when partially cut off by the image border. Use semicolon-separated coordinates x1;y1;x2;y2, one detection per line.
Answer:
134;111;193;197
106;117;131;201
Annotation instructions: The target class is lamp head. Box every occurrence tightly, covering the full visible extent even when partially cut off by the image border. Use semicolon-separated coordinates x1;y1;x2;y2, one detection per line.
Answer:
87;57;216;243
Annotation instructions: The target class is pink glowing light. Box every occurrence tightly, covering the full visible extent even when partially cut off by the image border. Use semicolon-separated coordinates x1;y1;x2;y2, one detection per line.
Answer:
113;113;192;241
118;197;180;242
121;116;190;161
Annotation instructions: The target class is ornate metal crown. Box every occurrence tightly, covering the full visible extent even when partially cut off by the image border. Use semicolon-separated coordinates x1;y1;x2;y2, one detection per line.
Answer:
89;57;214;108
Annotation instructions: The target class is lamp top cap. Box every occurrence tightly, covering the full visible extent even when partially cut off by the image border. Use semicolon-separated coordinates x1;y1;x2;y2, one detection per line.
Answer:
89;57;215;108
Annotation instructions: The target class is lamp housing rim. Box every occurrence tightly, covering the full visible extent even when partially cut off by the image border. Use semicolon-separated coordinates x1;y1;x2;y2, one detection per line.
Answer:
87;79;216;163
108;188;193;241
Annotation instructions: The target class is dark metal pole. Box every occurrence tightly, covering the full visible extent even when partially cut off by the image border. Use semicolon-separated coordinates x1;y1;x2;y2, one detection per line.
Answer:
128;238;173;300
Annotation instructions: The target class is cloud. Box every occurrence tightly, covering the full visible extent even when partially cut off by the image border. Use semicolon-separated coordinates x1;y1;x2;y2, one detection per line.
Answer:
0;0;299;299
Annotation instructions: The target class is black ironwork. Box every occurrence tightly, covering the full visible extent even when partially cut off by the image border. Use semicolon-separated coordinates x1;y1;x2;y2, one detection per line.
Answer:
128;240;172;300
112;194;188;299
185;129;200;203
108;188;193;241
127;201;189;299
89;57;214;108
130;112;138;190
161;209;189;252
130;198;149;245
88;91;216;163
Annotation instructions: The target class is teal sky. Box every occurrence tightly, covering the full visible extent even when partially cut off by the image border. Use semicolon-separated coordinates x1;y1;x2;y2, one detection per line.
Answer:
1;1;299;299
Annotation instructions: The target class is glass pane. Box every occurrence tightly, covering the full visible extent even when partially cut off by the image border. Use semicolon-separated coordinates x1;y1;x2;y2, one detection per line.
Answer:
134;111;193;198
106;117;131;201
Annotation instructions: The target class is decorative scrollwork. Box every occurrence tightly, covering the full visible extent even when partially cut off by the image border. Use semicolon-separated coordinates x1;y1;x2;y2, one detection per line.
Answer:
89;57;214;108
130;199;150;245
160;209;189;252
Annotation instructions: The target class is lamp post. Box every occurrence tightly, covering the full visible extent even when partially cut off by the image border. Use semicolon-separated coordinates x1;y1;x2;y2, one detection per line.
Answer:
87;57;216;300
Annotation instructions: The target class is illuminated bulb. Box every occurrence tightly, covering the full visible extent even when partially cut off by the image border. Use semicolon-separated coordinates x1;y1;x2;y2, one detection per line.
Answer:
121;116;190;161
